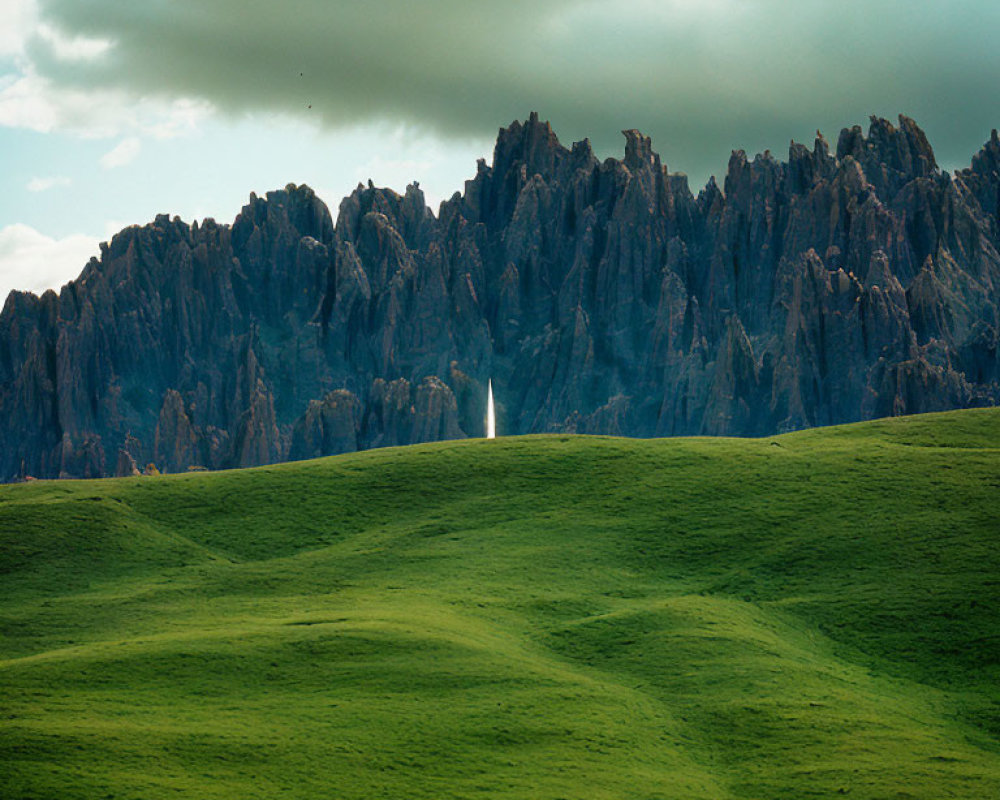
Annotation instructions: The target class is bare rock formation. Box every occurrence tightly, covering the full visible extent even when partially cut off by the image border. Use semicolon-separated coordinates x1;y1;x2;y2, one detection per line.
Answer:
2;114;999;480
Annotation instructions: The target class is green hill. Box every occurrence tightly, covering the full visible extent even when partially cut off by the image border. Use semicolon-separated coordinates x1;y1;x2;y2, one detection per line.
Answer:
2;409;999;799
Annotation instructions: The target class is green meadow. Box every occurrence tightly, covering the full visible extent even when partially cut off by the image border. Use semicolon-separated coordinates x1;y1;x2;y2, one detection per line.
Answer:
2;409;999;799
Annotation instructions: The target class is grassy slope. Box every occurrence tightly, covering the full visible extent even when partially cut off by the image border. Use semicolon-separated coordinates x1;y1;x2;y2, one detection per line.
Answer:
1;408;999;799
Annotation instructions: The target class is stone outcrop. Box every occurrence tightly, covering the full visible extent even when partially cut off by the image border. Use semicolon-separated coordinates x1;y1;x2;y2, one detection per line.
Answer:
154;389;202;472
290;389;361;460
114;448;140;478
2;114;999;480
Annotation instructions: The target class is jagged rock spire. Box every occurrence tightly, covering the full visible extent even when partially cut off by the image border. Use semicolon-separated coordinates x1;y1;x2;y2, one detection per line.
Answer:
1;115;998;480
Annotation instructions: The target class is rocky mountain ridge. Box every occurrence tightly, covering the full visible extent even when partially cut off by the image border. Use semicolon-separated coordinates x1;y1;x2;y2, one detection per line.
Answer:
2;113;998;480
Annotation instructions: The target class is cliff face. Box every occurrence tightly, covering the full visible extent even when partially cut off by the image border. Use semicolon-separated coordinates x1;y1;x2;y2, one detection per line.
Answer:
2;114;999;480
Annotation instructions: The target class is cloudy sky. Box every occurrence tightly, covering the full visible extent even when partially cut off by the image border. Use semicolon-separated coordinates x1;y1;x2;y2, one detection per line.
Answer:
2;0;999;301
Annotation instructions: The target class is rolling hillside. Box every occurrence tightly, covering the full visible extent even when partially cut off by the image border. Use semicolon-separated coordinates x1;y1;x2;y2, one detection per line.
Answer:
2;409;1000;799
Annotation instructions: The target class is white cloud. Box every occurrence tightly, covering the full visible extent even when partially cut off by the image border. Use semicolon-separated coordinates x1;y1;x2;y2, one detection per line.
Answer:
0;0;37;58
0;66;212;139
35;21;110;62
0;0;213;141
141;97;213;139
99;136;140;169
18;0;1000;185
26;175;71;192
0;223;99;302
0;70;66;134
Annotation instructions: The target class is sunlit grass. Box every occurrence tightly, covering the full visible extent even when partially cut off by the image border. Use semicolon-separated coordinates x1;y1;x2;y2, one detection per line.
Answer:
1;408;999;799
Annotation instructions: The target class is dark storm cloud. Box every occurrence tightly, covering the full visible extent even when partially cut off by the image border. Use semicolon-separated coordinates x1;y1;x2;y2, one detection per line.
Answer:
31;0;1000;186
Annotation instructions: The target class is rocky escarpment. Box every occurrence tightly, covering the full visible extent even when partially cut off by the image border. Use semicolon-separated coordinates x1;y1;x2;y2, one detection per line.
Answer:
2;113;998;480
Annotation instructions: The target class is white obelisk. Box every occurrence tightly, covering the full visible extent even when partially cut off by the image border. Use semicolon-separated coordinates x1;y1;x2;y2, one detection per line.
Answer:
486;379;496;439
